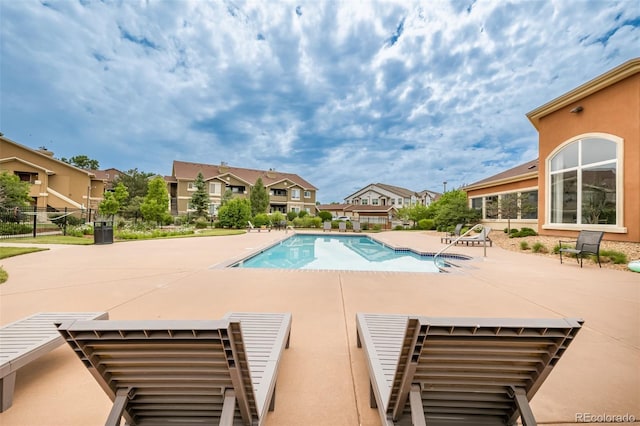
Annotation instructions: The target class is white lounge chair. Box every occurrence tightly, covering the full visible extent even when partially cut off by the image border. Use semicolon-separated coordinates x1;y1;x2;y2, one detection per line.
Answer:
57;312;292;426
323;221;332;232
1;311;108;412
356;313;583;426
455;226;492;246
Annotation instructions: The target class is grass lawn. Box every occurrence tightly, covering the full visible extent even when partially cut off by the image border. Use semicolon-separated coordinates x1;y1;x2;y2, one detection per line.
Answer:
1;235;94;245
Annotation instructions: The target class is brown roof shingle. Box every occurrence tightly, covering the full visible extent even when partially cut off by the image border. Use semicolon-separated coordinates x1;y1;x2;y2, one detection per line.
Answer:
172;161;317;190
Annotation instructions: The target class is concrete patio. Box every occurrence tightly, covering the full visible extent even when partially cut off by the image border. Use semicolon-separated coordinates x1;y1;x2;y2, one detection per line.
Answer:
0;230;638;425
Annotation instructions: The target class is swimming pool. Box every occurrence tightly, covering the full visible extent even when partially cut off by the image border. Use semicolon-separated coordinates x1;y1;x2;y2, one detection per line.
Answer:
231;234;467;273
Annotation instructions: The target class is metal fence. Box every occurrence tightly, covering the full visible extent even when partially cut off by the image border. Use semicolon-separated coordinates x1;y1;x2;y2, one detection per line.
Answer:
0;206;95;239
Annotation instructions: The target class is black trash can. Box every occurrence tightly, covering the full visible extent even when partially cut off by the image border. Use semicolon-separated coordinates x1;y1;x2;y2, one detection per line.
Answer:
94;221;114;244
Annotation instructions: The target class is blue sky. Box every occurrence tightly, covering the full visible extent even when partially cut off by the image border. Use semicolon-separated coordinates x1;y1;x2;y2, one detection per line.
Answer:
1;1;638;203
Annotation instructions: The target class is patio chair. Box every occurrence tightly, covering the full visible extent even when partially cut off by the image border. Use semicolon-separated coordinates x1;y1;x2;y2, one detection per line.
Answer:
356;313;583;426
323;221;332;232
352;221;361;232
57;312;292;426
559;230;604;268
339;221;347;232
247;221;270;232
1;311;108;412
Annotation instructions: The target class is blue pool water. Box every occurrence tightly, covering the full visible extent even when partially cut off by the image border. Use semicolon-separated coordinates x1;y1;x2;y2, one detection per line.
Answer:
232;234;456;273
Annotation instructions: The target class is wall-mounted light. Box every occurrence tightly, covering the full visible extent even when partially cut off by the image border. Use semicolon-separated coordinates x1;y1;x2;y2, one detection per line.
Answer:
570;106;584;113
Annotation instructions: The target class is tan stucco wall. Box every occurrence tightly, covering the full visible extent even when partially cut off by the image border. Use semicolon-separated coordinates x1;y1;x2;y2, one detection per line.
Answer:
537;73;640;242
1;139;100;209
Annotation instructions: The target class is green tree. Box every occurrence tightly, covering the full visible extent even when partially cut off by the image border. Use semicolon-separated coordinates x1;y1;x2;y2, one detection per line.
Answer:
221;189;234;206
98;192;119;218
217;198;251;228
60;155;100;169
317;211;332;222
429;189;479;230
98;183;129;219
250;178;269;216
114;169;154;201
190;172;210;218
0;171;31;209
140;176;170;225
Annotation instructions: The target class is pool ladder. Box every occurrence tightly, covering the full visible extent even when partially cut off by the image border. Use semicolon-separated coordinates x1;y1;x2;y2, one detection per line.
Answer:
433;224;487;272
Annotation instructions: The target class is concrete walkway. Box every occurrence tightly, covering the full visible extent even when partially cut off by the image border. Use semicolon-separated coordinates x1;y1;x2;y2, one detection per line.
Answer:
0;230;638;425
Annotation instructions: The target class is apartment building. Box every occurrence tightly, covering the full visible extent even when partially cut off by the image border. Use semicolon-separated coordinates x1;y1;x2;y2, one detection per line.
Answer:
168;160;317;216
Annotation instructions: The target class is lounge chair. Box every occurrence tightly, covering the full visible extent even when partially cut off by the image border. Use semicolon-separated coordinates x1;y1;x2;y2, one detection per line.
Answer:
352;221;361;232
247;221;270;232
453;226;492;246
323;221;332;232
356;313;583;426
57;312;292;426
1;311;108;412
559;230;604;268
440;223;463;243
339;221;347;232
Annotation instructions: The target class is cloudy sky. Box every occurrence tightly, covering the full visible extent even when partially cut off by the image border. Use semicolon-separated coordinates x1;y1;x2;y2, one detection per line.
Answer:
1;1;638;203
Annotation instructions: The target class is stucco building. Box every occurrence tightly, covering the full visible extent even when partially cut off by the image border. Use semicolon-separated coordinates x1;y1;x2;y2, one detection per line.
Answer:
464;58;639;242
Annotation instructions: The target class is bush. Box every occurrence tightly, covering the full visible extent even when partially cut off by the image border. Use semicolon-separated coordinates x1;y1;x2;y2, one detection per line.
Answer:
417;219;435;230
532;242;548;253
600;250;628;264
509;228;519;234
520;241;530;250
252;213;270;227
194;218;209;229
298;210;308;218
510;227;538;238
372;224;382;231
318;211;333;222
394;225;404;230
287;211;298;221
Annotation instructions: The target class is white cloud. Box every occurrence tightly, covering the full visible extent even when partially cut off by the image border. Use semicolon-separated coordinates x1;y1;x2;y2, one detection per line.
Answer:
0;0;638;202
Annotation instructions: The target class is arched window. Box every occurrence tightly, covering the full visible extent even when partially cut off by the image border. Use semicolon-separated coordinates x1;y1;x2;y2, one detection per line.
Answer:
548;136;620;227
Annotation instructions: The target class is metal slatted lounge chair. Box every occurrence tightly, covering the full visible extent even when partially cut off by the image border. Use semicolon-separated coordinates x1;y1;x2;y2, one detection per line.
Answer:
323;221;332;232
57;312;291;426
1;311;108;412
356;313;583;426
440;223;463;243
339;221;347;232
446;226;492;246
352;221;361;232
559;230;604;268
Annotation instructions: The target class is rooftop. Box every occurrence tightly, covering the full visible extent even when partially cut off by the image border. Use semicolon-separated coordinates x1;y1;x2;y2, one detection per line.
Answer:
0;231;638;425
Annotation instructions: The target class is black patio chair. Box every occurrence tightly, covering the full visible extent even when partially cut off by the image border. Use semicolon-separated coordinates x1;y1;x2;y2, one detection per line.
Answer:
559;230;604;268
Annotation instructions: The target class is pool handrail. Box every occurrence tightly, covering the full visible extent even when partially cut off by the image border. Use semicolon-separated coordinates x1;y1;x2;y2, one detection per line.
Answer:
433;224;486;271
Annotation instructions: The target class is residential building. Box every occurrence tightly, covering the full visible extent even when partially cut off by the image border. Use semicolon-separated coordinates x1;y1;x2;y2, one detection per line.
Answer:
168;160;317;216
344;183;440;208
0;135;106;212
464;57;639;242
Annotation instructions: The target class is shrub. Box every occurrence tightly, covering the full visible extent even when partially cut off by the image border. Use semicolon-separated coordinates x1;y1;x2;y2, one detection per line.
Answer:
194;218;209;229
372;224;382;231
520;241;530;250
286;211;298;221
252;213;270;227
417;219;435;230
509;228;519;235
298;210;308;218
394;225;404;230
318;211;333;222
532;242;547;253
510;227;538;238
600;250;628;264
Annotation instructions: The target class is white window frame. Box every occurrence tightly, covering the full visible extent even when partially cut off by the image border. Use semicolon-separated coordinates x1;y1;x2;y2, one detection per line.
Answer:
544;133;625;233
209;182;221;195
187;182;196;191
291;189;301;200
304;190;311;199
